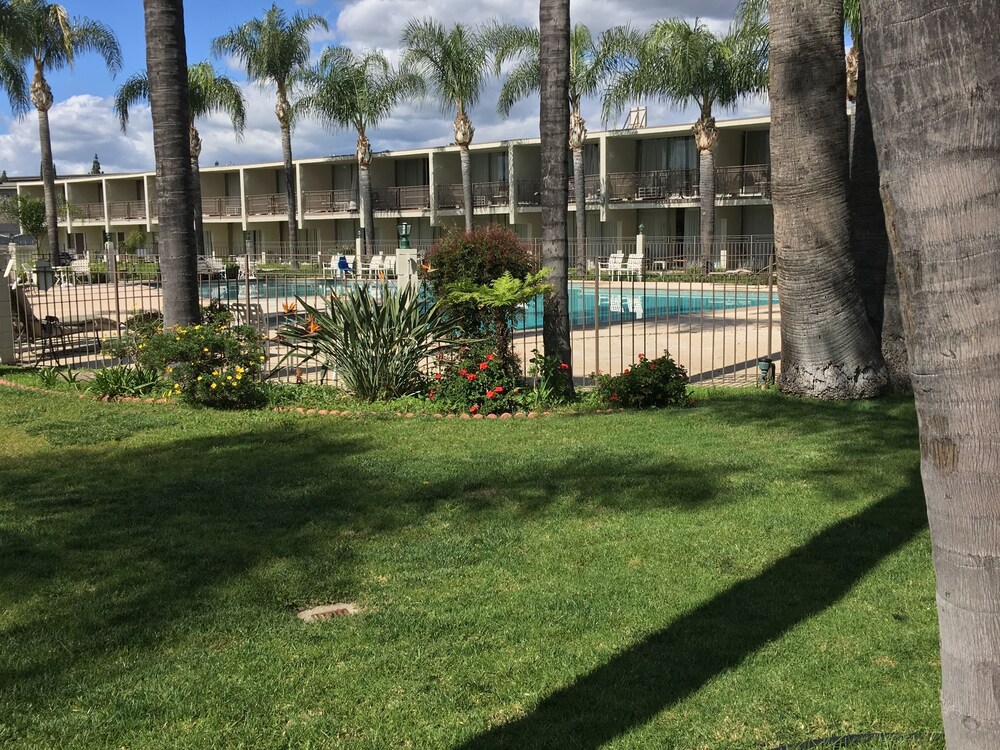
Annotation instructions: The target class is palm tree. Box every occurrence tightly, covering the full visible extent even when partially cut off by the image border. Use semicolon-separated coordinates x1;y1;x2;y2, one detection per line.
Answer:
538;0;573;398
401;19;491;233
864;2;1000;746
143;0;198;327
212;4;328;256
489;22;615;270
768;0;886;398
297;48;423;259
8;0;121;266
739;0;909;391
603;18;767;273
114;61;247;259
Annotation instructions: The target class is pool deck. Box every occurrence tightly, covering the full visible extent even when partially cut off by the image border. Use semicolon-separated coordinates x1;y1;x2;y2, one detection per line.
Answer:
16;277;781;385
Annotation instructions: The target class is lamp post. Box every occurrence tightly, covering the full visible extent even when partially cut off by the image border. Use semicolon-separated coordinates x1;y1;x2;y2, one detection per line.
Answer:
396;221;418;294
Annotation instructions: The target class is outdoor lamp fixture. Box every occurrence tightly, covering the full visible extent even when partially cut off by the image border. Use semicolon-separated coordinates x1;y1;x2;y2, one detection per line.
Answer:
396;221;411;249
638;223;645;235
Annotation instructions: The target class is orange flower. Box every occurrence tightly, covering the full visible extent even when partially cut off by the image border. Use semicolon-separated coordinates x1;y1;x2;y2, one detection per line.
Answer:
306;316;321;335
282;301;297;314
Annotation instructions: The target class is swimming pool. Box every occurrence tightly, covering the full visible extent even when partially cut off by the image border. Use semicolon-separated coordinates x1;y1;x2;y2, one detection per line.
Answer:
202;279;775;330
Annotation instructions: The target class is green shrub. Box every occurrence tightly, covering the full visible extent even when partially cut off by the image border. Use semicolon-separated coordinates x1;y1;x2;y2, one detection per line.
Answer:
424;227;535;358
592;351;690;409
102;310;163;361
523;348;574;411
87;365;162;399
429;343;524;415
138;322;265;408
279;282;454;402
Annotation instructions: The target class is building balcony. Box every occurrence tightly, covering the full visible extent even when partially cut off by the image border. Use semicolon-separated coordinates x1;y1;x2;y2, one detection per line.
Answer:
202;196;243;218
437;180;510;209
73;202;105;222
108;200;147;221
607;168;699;203
715;164;771;198
371;185;430;211
302;189;359;214
247;192;288;216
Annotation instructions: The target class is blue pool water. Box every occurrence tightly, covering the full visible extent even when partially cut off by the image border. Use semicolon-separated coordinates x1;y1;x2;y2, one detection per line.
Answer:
202;279;775;329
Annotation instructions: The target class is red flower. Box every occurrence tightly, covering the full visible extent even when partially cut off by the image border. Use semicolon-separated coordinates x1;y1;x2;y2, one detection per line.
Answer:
624;368;631;375
479;362;489;370
458;369;467;376
610;394;619;401
434;372;442;380
429;391;435;400
650;363;656;370
467;374;477;382
559;362;569;370
486;390;496;399
494;386;504;393
470;405;479;413
638;353;645;360
487;354;495;361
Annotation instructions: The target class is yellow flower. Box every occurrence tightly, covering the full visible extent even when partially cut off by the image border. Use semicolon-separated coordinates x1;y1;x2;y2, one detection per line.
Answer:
166;367;173;373
235;373;242;380
226;375;233;381
210;383;217;389
203;348;209;352
196;375;203;381
194;325;201;330
212;370;220;376
230;381;238;387
259;356;265;361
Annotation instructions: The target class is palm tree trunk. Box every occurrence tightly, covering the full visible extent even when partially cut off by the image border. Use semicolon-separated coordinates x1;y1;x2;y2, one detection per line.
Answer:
357;132;374;258
35;103;60;266
459;144;473;233
539;0;573;398
189;124;205;259
769;0;887;398
359;164;373;259
277;95;298;261
849;34;910;391
144;0;198;327
573;146;585;270
694;115;717;274
865;2;1000;746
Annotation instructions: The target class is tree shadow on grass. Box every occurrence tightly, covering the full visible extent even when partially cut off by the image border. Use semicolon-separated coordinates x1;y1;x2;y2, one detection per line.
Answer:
453;468;927;750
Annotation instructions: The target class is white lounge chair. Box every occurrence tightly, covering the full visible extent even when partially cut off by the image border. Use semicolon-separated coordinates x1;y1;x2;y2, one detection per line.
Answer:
382;255;397;279
599;253;625;279
621;254;644;281
68;258;91;284
361;254;385;279
197;256;227;279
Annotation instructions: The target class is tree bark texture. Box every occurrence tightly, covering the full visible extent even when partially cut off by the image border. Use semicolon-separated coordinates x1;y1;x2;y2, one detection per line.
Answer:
144;0;198;327
863;1;1000;746
698;147;715;273
572;146;585;270
358;133;374;258
770;0;887;398
459;144;473;233
849;34;911;391
190;162;205;259
35;103;60;265
539;0;573;396
278;107;298;253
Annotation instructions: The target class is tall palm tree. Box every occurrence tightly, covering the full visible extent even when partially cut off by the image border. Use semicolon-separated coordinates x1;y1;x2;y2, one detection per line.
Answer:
8;0;121;266
769;0;886;398
114;61;247;259
212;4;327;255
401;19;490;233
603;18;767;273
297;48;423;258
489;22;615;269
864;2;1000;747
143;0;198;327
539;0;572;398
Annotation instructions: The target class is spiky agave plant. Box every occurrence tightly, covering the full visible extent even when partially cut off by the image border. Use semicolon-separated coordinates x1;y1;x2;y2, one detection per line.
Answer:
279;283;455;401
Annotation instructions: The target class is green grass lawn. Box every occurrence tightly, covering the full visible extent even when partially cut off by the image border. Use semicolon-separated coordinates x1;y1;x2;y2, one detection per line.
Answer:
0;385;943;749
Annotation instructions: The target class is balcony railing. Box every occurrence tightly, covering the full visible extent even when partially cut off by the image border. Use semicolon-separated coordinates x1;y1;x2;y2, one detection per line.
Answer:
567;174;603;203
247;192;289;216
73;202;105;221
108;200;147;220
371;185;430;211
607;168;699;202
202;196;243;218
302;189;359;214
715;164;771;198
517;175;602;206
437;180;510;209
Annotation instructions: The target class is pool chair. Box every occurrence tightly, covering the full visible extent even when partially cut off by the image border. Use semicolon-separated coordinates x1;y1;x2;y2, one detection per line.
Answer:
337;255;356;278
621;254;645;281
197;256;227;279
9;284;120;364
237;256;258;280
230;301;273;358
382;255;397;279
361;254;385;279
598;253;625;279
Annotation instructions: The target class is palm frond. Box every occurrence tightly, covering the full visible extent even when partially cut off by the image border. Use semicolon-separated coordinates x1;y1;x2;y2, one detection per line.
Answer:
113;71;148;132
400;17;490;116
496;58;538;118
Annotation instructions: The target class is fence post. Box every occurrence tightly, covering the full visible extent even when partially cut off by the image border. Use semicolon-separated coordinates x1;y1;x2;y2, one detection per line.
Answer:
0;267;15;365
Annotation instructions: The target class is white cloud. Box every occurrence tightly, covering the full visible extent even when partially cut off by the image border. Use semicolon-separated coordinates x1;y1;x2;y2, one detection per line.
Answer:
0;0;767;178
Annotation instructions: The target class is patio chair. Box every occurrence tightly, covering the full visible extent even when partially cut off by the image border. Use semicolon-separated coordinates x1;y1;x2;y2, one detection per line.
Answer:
68;258;91;284
236;256;258;280
621;254;645;281
360;254;385;279
382;255;397;279
9;284;119;363
598;253;626;279
197;256;227;279
229;301;273;358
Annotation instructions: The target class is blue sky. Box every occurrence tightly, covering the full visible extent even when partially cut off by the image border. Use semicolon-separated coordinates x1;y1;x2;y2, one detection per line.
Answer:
0;0;764;178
